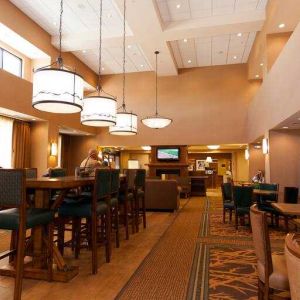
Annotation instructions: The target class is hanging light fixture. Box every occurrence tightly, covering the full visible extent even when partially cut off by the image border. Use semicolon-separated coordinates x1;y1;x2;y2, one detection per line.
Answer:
109;0;137;136
141;51;172;129
80;0;116;127
32;0;84;114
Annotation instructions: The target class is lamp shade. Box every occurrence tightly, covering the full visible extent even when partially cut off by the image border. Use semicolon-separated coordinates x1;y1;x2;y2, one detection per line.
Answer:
206;156;213;163
141;115;172;129
109;112;137;135
81;96;116;127
32;68;84;113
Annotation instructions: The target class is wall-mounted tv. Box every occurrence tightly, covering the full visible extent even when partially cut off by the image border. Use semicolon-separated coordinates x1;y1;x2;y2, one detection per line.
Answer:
157;147;180;161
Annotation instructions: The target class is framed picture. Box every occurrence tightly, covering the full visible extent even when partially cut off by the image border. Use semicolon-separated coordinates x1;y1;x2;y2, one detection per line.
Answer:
196;160;205;171
188;164;194;171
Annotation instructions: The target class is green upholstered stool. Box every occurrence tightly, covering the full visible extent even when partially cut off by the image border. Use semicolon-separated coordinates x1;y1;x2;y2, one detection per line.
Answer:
221;183;234;223
0;169;54;300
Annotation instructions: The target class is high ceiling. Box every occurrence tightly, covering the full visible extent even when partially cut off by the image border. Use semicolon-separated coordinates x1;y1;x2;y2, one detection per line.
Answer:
10;0;268;75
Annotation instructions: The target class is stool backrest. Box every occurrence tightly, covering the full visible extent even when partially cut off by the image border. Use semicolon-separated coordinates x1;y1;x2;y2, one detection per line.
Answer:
123;169;137;190
285;233;300;300
135;169;146;190
25;168;37;179
49;168;66;178
221;182;232;202
94;169;111;200
250;205;273;280
284;187;299;204
259;183;279;202
111;169;120;194
0;169;25;208
233;185;253;209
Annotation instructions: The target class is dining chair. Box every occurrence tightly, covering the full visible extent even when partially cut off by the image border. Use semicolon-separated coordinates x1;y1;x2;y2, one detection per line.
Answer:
250;205;289;300
258;183;279;226
58;169;111;274
0;169;54;300
285;233;300;300
221;182;234;223
134;169;146;232
49;168;67;178
232;185;253;230
110;169;120;248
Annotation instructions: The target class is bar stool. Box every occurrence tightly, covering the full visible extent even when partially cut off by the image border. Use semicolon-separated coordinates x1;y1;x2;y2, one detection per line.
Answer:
58;169;111;273
0;169;54;300
134;169;146;232
110;169;120;248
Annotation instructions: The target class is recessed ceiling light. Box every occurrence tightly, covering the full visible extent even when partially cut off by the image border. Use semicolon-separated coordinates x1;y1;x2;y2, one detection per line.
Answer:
82;50;86;53
260;63;264;66
207;145;220;150
140;64;144;67
32;118;36;121
183;38;188;43
127;45;132;49
176;4;181;9
53;21;57;26
107;13;112;18
255;74;260;78
278;23;285;29
282;126;289;129
187;59;192;64
237;32;242;37
141;146;151;151
101;67;105;71
233;55;237;60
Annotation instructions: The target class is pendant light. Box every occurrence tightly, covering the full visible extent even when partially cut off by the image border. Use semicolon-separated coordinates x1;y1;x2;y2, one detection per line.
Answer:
80;0;116;127
141;51;172;129
32;0;84;114
109;0;137;136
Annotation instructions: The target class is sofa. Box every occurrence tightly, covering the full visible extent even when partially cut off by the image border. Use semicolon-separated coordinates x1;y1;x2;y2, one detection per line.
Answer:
145;179;180;211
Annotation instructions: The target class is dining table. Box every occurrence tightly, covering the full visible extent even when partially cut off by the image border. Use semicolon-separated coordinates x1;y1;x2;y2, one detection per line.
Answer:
0;176;95;282
271;203;300;216
253;189;279;196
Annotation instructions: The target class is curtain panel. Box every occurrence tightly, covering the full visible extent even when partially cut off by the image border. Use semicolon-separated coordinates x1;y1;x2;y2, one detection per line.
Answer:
0;116;13;168
12;120;30;168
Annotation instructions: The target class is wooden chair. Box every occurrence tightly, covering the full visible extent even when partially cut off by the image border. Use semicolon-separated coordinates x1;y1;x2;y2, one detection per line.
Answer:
58;169;111;274
250;205;289;300
232;185;253;230
221;182;234;223
0;169;54;300
285;233;300;300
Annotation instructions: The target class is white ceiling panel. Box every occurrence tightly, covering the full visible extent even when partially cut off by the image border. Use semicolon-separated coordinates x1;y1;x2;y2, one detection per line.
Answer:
157;0;268;23
171;32;257;68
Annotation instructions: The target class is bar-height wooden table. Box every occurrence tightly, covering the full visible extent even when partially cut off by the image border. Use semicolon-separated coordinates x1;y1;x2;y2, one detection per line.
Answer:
253;189;279;196
0;176;94;282
271;203;300;216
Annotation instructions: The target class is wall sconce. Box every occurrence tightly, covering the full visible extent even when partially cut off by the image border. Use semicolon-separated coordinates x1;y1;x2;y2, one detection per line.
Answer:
50;142;58;156
245;148;250;160
262;138;269;154
206;156;213;163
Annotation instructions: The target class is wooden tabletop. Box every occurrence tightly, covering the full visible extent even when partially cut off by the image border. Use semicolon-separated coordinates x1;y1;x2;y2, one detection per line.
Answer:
26;176;95;189
253;189;278;196
272;203;300;216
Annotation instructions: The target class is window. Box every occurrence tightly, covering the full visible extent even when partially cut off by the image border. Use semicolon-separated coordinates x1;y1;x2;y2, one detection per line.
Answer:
0;48;22;77
0;116;13;168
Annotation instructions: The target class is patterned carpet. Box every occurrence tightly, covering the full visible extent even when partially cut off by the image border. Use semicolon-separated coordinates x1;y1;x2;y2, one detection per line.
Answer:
118;193;290;300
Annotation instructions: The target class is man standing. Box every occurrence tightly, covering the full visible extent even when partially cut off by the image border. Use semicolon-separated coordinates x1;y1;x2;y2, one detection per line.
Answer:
80;149;102;176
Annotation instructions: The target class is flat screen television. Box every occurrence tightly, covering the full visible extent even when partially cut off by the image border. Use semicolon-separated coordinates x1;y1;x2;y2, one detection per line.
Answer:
157;147;180;161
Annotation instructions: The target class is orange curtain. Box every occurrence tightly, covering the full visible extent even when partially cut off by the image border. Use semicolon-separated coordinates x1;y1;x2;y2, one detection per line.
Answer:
12;120;31;168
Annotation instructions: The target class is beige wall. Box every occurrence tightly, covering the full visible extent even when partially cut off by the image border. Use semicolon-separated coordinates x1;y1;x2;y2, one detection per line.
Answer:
247;22;300;142
233;150;249;182
248;145;265;180
269;130;300;195
98;65;260;146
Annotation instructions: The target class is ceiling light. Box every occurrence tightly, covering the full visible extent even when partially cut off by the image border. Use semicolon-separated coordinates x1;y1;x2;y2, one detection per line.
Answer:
109;0;137;136
32;0;84;114
127;45;132;49
254;145;261;149
245;148;250;160
176;4;181;9
237;33;242;37
141;51;172;129
255;74;259;78
183;38;188;43
207;145;220;150
233;55;237;60
107;13;112;18
81;0;116;127
188;59;192;64
140;64;144;67
278;23;285;29
101;67;105;71
82;50;86;53
282;126;289;129
260;63;264;66
32;118;36;121
141;146;151;151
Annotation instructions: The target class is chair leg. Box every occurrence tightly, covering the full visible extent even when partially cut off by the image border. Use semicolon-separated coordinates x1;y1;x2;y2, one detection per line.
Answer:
223;208;226;223
14;226;26;300
135;196;140;233
57;218;65;255
9;230;17;263
284;216;289;233
229;209;232;222
47;223;54;281
235;213;238;230
124;200;129;240
258;279;264;300
142;196;146;229
91;214;98;274
74;218;81;259
130;200;135;234
115;204;120;248
105;210;111;263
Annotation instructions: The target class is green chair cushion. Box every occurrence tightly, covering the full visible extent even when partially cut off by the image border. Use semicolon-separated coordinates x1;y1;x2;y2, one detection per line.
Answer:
110;197;118;207
118;192;134;203
236;207;250;215
0;208;54;230
58;201;108;218
224;202;234;209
